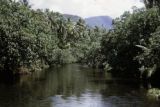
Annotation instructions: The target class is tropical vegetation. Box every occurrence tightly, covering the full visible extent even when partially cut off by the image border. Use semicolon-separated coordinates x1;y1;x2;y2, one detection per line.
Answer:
0;0;106;75
1;0;160;82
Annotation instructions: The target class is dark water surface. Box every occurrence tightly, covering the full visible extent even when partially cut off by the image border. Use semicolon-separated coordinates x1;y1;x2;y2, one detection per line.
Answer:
0;64;160;107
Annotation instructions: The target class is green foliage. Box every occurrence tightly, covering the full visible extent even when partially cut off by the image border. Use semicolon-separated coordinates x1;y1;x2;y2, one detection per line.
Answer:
101;7;160;79
147;88;160;100
79;26;107;67
0;0;107;74
143;0;160;9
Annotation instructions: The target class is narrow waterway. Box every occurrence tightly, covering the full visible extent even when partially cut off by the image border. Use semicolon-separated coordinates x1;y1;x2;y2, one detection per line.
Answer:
0;64;159;107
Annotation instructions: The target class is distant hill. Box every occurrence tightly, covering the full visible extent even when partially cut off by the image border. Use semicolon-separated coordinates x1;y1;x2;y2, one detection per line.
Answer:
85;16;113;29
63;14;112;29
63;14;82;22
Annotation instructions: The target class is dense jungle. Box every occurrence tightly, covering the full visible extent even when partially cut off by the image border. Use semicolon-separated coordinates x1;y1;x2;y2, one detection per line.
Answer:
1;0;160;107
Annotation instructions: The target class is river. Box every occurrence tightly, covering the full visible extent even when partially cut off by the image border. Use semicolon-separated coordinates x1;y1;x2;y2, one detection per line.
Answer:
0;64;159;107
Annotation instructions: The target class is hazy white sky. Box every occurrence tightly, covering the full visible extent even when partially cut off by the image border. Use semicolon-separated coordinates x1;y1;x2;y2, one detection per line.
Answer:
28;0;144;18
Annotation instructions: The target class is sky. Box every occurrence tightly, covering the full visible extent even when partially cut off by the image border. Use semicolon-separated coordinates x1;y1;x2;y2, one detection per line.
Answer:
28;0;144;18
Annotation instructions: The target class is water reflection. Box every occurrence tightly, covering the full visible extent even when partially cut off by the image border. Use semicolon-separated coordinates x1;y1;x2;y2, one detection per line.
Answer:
0;64;160;107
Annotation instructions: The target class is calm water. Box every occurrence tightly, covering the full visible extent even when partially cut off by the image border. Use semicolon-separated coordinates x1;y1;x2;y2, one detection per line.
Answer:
0;64;160;107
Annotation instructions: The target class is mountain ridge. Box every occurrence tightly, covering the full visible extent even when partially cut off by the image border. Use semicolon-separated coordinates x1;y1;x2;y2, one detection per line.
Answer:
63;14;112;29
85;16;112;28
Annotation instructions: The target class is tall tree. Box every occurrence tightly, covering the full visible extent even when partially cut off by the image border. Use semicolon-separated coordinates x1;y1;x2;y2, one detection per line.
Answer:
144;0;160;8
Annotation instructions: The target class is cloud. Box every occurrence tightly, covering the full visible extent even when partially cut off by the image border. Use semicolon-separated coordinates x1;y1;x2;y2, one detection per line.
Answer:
28;0;144;18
